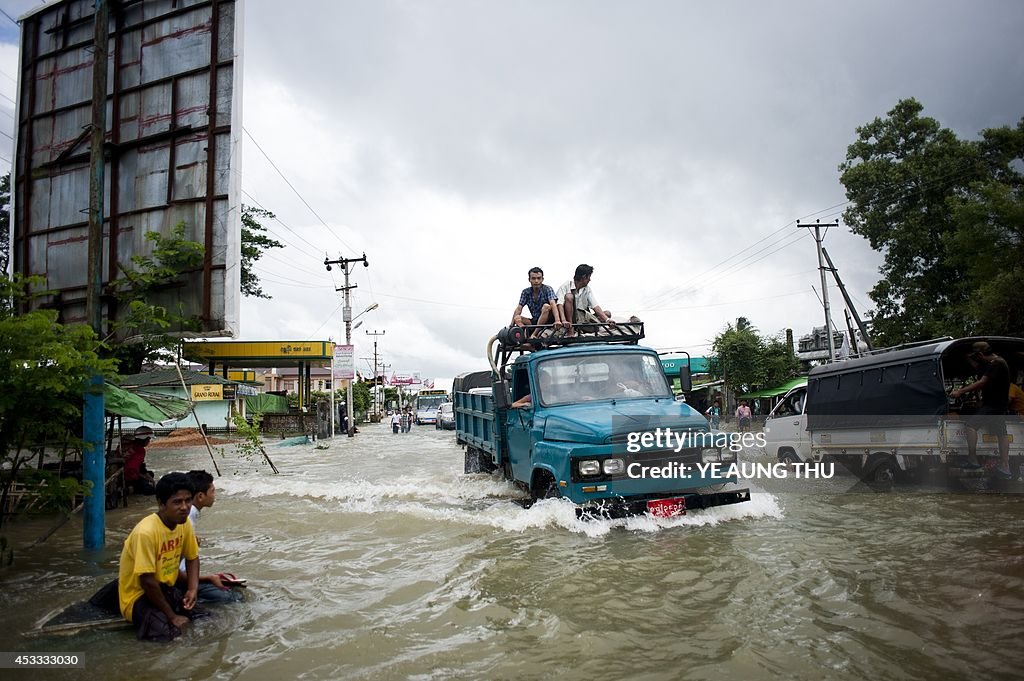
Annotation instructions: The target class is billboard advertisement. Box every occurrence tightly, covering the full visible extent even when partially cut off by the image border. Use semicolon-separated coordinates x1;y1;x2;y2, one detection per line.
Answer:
334;344;354;381
12;0;243;337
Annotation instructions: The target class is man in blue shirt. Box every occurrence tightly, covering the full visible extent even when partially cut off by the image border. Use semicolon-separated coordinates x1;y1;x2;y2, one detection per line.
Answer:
511;267;565;336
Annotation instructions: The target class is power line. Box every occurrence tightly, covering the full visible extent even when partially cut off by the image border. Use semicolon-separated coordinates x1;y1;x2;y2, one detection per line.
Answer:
639;287;814;313
255;268;331;289
304;301;345;341
699;231;811;291
242;126;357;255
241;189;325;258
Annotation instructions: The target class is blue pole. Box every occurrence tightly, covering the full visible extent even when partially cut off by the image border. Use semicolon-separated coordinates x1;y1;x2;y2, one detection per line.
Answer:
83;0;109;550
83;373;105;549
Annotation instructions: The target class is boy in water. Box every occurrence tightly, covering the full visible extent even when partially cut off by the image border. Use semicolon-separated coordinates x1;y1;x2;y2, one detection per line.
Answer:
118;472;202;641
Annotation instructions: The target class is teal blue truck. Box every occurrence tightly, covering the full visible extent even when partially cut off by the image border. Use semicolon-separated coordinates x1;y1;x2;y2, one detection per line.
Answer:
454;323;751;518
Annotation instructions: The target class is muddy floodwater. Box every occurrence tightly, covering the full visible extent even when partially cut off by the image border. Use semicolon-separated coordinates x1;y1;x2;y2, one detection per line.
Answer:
1;423;1023;680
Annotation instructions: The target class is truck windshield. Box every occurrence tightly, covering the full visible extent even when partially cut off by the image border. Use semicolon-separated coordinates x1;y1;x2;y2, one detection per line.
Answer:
536;353;672;406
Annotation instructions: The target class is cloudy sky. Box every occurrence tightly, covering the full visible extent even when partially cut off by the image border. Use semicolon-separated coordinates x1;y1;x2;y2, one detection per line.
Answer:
2;0;1023;387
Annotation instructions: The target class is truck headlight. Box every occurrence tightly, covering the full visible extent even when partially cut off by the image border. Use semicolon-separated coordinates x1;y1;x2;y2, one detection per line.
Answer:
721;449;737;462
701;448;720;463
578;460;600;476
602;458;625;475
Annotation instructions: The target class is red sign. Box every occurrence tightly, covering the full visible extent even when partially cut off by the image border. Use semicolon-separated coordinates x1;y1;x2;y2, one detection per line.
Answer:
646;497;686;518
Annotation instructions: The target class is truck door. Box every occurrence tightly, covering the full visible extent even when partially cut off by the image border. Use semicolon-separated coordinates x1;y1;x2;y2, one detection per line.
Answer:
506;366;533;481
765;386;808;463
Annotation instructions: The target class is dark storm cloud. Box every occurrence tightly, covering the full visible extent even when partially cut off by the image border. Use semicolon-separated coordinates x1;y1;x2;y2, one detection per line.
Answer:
245;0;1023;212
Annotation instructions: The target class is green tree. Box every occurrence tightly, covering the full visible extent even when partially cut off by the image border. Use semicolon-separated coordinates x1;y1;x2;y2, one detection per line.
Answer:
241;205;284;299
839;98;1023;344
708;318;800;394
0;275;116;529
352;381;372;414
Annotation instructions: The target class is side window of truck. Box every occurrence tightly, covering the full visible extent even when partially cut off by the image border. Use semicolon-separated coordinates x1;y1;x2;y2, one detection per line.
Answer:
792;390;806;415
512;368;530;403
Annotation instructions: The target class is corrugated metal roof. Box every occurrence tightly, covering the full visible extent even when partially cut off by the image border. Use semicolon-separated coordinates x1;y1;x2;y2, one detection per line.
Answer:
120;367;238;388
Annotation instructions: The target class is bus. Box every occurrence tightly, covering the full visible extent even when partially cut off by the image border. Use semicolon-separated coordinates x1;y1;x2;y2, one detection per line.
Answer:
414;389;448;425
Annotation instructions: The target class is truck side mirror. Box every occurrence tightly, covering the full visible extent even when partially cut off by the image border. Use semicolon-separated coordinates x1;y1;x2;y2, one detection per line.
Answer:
492;379;511;409
679;366;692;393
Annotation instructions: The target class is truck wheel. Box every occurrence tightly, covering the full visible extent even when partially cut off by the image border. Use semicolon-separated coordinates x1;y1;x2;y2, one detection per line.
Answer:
531;471;560;501
464;447;496;474
867;456;896;485
465;447;480;474
779;449;799;466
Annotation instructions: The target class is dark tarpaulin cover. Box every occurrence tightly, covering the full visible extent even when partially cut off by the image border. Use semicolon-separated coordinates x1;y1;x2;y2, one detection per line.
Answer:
806;358;947;430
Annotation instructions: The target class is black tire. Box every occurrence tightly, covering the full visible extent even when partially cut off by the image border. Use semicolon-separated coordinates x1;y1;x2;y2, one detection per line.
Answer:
464;447;497;474
464;447;481;474
867;456;897;485
531;471;560;501
779;449;800;466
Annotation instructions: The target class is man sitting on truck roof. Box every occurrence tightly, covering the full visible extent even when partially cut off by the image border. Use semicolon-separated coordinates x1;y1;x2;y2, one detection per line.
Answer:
950;341;1012;478
556;264;615;336
512;267;565;338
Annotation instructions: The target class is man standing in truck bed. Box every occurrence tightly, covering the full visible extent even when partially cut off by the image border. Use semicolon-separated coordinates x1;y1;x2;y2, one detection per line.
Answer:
951;341;1012;478
557;264;615;336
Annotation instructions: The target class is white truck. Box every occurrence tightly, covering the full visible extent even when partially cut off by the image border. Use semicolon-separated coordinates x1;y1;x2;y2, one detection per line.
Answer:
762;379;809;465
764;336;1024;483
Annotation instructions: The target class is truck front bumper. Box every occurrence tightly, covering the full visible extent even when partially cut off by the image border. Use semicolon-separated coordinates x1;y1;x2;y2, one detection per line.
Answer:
574;487;751;520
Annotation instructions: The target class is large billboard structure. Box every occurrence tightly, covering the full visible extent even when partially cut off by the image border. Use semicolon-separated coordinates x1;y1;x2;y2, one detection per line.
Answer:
12;0;243;337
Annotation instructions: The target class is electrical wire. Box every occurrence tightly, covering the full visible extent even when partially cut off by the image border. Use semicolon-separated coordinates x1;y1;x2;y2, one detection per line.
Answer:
243;126;358;255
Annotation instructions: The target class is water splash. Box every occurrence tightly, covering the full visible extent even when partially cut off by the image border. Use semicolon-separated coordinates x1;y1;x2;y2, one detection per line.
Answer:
219;475;783;538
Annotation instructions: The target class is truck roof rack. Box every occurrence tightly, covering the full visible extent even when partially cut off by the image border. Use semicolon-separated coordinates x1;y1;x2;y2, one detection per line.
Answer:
857;336;954;357
490;322;646;374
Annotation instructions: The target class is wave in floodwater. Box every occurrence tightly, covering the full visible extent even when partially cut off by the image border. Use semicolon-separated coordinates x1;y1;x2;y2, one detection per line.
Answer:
219;473;784;537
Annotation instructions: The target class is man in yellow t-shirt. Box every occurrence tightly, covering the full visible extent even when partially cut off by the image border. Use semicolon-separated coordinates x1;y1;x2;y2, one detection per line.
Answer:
118;471;200;641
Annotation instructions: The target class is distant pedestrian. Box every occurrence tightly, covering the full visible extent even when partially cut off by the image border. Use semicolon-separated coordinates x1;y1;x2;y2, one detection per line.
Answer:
705;399;722;430
391;412;401;434
736;401;753;432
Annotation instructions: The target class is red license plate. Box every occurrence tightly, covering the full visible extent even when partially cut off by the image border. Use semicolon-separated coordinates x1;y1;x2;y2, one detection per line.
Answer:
647;497;686;518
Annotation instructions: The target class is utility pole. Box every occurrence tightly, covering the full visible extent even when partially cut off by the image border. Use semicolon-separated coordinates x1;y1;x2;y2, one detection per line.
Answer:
83;0;109;550
366;329;385;420
822;247;874;352
324;253;368;436
380;362;392;412
799;220;838;362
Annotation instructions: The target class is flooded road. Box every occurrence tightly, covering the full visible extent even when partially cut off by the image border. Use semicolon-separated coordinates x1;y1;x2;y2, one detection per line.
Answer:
2;423;1023;680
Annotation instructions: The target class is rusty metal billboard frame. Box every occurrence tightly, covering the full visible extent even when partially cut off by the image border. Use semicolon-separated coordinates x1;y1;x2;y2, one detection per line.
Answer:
12;0;242;338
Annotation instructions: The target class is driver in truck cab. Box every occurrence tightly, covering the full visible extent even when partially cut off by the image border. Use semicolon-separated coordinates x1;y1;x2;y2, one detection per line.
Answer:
511;369;557;409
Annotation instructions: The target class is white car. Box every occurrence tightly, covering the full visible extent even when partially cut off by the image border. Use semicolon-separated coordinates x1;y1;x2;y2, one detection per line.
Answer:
436;402;456;430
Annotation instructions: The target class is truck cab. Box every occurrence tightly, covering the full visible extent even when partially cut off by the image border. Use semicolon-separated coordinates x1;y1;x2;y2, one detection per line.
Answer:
456;323;750;517
763;381;809;464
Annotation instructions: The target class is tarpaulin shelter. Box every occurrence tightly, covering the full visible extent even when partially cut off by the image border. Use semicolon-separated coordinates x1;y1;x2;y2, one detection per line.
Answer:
738;377;808;400
103;383;192;423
